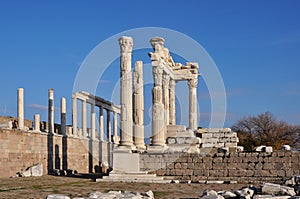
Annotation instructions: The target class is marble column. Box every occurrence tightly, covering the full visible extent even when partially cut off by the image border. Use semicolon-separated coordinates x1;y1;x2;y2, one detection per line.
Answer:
82;100;87;138
72;94;77;137
118;36;133;147
150;37;165;146
113;112;119;144
99;107;104;141
162;74;170;125
61;97;66;136
169;79;176;125
133;61;145;149
34;114;40;131
48;88;54;134
107;110;111;142
188;78;198;130
91;103;96;139
17;88;24;130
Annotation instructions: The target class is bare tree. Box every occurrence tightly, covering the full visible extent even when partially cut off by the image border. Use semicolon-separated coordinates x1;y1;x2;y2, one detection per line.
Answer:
232;112;300;151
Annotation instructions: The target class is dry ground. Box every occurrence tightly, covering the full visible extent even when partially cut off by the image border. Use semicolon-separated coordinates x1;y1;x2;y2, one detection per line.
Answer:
0;175;251;199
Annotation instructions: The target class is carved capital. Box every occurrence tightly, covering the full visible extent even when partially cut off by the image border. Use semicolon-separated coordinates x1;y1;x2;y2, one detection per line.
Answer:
188;78;198;89
119;36;133;53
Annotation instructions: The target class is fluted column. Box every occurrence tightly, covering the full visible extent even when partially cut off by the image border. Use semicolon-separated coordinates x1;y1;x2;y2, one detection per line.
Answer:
17;88;24;130
169;79;176;125
99;107;104;141
91;103;96;139
34;114;40;131
48;89;54;134
61;97;66;136
82;100;87;138
188;78;198;130
72;94;77;137
133;61;145;149
119;36;133;147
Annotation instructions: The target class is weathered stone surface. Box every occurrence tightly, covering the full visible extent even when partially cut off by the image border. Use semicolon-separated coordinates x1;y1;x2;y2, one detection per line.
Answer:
18;163;43;177
253;195;291;199
285;175;300;186
262;183;296;196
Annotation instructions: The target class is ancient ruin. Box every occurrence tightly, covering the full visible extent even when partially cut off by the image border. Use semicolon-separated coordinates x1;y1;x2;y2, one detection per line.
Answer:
0;36;298;185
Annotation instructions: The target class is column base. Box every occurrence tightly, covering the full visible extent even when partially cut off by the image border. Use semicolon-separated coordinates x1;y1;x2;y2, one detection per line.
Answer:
114;145;136;153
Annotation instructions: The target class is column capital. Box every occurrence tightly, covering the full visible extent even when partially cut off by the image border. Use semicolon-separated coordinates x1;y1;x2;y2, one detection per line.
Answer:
119;36;133;53
188;78;198;89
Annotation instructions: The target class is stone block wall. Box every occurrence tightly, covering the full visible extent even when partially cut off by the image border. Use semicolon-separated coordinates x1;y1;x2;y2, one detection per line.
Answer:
197;128;239;148
140;151;300;183
0;128;112;178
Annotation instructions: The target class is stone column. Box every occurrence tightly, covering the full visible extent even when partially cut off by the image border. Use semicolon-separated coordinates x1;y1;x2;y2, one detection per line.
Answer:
48;88;54;134
113;112;119;144
150;37;165;146
91;103;96;139
169;79;176;125
188;78;198;130
17;88;24;130
119;36;133;147
72;94;77;137
133;61;145;149
34;114;40;131
82;100;87;138
99;107;104;141
61;97;66;136
107;110;111;142
162;74;170;125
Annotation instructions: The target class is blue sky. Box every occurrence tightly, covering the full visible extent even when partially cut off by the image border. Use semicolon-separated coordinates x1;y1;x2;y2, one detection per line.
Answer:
0;0;299;129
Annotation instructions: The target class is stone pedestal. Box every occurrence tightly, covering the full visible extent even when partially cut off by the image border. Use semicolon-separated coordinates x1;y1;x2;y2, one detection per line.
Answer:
119;36;134;148
112;152;139;173
17;88;24;130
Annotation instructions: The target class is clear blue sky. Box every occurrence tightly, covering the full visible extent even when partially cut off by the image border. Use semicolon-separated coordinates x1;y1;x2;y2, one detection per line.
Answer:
0;0;299;129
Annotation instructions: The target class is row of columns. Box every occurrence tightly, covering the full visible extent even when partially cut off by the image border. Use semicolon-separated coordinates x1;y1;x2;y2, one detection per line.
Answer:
72;94;118;142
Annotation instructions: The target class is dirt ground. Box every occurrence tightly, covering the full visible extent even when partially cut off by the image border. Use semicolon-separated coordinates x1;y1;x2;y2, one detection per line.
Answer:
0;175;251;199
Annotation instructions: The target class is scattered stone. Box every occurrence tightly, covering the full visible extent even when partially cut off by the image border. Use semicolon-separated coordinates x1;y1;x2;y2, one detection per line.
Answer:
281;145;291;151
201;189;224;199
46;194;70;199
18;163;43;177
285;175;300;186
88;191;103;198
237;146;244;152
235;187;255;199
262;183;296;196
255;145;266;152
218;191;237;199
265;146;273;153
206;180;224;184
171;180;180;183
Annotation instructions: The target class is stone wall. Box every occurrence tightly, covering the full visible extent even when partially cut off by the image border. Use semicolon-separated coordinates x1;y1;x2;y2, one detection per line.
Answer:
140;150;300;183
0;128;112;178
